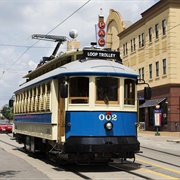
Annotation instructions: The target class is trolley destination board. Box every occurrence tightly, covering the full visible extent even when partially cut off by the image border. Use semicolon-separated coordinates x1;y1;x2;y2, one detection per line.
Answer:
83;49;121;61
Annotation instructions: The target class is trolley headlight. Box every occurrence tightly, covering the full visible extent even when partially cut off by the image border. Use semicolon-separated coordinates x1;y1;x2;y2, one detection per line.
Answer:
104;121;113;130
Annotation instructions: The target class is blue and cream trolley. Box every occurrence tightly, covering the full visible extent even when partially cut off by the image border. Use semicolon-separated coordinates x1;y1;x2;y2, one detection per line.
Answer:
11;35;150;164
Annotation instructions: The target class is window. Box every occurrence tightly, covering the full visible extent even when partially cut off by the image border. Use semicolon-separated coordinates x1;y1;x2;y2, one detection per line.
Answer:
32;87;36;112
69;77;89;104
162;19;166;35
14;83;52;114
133;38;136;51
96;77;119;104
149;64;152;79
36;86;40;111
46;83;51;110
24;92;28;113
139;68;144;80
131;38;136;52
125;43;128;55
139;33;144;48
123;44;125;56
139;35;141;48
124;79;135;105
139;69;141;79
155;24;159;39
142;67;144;80
163;58;166;75
29;89;32;112
156;61;159;77
141;33;144;47
123;43;128;56
149;27;152;42
131;39;133;52
40;84;45;111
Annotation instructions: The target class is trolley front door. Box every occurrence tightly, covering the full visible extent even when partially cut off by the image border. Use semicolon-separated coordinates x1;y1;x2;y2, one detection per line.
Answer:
58;80;65;143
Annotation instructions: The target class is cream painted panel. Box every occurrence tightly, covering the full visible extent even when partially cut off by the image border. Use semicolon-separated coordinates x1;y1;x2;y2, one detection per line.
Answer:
14;123;58;140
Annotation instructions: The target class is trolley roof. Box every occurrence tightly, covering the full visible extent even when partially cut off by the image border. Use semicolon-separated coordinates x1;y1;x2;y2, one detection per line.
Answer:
15;58;138;93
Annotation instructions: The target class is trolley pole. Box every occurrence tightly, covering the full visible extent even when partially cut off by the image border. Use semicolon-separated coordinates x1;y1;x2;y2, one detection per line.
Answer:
137;97;140;132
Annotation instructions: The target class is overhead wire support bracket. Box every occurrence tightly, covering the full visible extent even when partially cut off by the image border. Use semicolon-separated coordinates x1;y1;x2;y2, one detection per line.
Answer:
31;34;68;42
32;34;69;64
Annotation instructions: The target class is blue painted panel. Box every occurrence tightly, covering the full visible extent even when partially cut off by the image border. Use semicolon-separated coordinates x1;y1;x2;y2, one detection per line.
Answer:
65;111;137;139
14;113;52;124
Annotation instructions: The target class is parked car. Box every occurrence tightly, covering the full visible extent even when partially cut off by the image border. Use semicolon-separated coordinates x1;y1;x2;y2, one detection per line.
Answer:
0;120;12;133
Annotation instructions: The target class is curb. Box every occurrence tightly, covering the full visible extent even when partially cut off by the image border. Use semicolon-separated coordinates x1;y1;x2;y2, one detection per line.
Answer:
166;140;180;143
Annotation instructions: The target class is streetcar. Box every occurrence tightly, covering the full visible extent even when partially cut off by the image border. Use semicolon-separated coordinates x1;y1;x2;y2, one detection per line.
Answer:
10;33;151;164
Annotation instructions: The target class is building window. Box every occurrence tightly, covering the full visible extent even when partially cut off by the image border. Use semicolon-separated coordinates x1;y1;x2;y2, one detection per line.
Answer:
133;38;136;51
155;24;159;39
149;64;152;79
142;67;144;80
125;42;128;55
156;61;159;77
123;43;128;56
142;33;144;47
131;38;136;52
163;58;166;75
131;39;133;52
123;44;125;56
162;19;166;36
139;67;144;80
139;69;141;79
139;33;144;48
149;27;152;42
139;35;141;48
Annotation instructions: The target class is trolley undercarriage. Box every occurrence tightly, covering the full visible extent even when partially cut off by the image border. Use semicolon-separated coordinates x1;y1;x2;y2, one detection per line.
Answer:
15;134;140;164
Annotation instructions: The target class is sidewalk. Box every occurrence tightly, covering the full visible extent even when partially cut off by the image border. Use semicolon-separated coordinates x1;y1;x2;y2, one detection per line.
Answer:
138;130;180;155
138;130;180;137
138;130;180;143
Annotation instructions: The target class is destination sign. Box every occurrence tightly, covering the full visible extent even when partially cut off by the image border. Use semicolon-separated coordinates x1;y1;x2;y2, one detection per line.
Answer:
83;49;120;60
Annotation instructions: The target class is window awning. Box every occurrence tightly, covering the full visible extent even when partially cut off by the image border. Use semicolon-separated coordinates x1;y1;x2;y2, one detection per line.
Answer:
139;97;166;108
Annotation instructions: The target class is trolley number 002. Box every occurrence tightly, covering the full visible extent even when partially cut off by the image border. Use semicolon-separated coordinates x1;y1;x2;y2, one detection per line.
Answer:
99;114;117;121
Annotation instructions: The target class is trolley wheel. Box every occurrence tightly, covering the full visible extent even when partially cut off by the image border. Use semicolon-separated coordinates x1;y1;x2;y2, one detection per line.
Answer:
58;158;68;166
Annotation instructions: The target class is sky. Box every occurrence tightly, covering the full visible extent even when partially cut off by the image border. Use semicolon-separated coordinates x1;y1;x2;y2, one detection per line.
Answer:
0;0;159;109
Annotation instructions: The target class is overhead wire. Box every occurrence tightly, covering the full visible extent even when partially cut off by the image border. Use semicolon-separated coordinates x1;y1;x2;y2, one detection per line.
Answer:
0;44;53;48
0;0;91;77
0;0;91;107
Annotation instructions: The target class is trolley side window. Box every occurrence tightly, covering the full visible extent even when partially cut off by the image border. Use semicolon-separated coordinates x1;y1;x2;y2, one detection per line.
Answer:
96;77;119;104
124;79;135;105
69;77;89;104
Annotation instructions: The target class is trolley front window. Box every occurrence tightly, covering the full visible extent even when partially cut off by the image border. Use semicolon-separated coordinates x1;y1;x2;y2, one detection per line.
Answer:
124;79;135;105
96;77;119;104
69;77;89;104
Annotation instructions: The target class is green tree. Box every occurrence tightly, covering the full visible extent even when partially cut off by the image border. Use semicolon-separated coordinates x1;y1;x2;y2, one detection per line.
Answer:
1;106;14;120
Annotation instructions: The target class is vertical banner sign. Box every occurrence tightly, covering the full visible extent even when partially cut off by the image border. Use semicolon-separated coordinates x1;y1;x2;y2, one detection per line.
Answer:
154;109;162;126
95;15;106;47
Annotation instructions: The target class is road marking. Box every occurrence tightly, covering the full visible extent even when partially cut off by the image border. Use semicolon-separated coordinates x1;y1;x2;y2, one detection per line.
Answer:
138;166;179;180
136;158;180;174
112;160;178;180
122;162;179;180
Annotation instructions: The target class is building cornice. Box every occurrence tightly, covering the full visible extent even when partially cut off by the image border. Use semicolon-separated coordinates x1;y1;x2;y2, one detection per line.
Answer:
118;0;180;38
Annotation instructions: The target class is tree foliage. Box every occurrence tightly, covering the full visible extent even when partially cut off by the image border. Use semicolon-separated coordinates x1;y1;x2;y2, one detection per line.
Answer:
1;106;14;120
